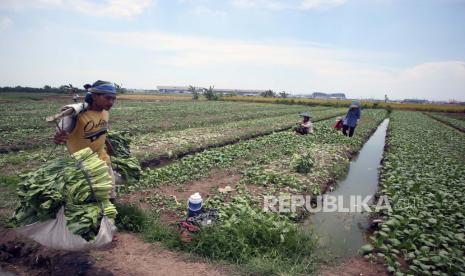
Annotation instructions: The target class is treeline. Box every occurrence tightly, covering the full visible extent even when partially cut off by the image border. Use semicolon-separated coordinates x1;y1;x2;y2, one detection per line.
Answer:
221;96;465;113
0;85;84;94
0;84;127;94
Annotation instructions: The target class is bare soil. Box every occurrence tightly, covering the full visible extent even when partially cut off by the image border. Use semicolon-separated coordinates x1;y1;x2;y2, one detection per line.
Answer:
0;226;230;276
91;233;227;276
318;256;388;276
155;170;240;203
120;169;241;224
0;225;112;276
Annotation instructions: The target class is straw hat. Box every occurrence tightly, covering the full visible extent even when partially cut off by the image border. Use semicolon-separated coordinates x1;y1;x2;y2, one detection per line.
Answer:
299;112;312;118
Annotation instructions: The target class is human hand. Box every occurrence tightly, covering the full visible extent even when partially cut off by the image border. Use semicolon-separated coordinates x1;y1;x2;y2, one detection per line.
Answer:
53;130;69;144
105;138;115;156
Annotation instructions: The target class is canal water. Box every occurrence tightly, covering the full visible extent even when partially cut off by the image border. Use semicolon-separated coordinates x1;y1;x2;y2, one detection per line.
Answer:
304;118;389;258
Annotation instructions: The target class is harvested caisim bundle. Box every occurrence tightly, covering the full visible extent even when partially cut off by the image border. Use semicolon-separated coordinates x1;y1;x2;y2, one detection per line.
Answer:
14;147;117;241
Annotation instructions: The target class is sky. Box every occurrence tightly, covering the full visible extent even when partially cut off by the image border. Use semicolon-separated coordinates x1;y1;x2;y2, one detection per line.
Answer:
0;0;465;101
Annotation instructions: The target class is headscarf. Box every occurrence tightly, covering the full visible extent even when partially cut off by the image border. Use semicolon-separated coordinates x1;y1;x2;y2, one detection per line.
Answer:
84;80;117;104
87;80;117;94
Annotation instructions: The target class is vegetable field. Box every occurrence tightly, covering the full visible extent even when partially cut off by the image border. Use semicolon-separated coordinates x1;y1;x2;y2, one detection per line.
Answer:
1;93;465;275
0;99;332;151
374;111;465;274
426;112;465;133
0;98;343;174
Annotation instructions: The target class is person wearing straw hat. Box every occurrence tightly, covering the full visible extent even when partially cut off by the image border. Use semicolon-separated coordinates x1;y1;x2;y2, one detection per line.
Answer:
342;101;361;137
295;112;313;135
53;80;118;200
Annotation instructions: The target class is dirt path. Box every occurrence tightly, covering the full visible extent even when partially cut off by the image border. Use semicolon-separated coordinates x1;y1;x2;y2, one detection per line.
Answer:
91;233;227;276
318;256;388;276
0;226;230;276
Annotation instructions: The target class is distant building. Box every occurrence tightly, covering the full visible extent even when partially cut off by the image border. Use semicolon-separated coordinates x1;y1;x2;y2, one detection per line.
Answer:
156;86;263;96
292;94;312;98
157;86;192;93
311;92;346;100
213;88;264;96
402;99;430;104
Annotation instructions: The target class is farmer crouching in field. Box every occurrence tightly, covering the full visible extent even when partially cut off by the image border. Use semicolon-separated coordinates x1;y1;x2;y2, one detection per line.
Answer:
53;80;117;202
295;112;313;135
342;101;361;137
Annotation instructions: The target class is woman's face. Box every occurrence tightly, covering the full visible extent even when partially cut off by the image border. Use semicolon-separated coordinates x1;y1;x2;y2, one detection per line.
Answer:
92;93;116;110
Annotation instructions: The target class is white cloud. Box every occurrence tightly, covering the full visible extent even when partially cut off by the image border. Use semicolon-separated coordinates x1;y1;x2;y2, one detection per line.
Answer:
70;0;153;18
91;30;395;68
190;6;227;17
390;61;465;101
300;0;347;10
232;0;291;10
88;30;465;100
231;0;347;10
0;0;63;10
0;16;13;31
0;0;153;18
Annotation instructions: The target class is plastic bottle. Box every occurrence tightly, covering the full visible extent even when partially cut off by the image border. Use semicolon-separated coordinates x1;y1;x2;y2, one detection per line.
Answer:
187;192;203;218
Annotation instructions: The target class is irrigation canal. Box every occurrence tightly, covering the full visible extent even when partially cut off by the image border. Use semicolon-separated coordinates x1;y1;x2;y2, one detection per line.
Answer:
304;118;390;258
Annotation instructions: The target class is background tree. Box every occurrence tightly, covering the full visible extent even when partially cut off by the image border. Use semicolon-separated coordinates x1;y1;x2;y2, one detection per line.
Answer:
188;85;199;100
58;84;78;94
115;83;127;94
203;85;218;100
261;89;276;98
43;85;52;92
279;91;289;98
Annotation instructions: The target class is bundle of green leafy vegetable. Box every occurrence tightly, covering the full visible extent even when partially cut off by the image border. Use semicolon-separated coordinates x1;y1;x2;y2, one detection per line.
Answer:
107;131;141;182
13;147;117;241
290;153;314;174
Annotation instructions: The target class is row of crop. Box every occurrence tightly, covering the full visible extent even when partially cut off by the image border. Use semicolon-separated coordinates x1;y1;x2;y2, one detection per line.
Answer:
0;107;341;177
373;111;465;274
132;108;346;164
135;109;386;193
110;101;330;133
426;112;465;133
0;99;328;151
0;101;61;150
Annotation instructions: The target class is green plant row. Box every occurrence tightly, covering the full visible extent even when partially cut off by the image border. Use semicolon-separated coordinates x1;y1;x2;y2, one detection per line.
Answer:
373;111;465;275
0;99;330;152
132;108;347;163
427;112;465;133
133;109;386;193
0;103;332;175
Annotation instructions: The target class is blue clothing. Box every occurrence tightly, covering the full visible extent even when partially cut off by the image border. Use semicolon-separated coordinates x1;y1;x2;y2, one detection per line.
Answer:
343;108;361;128
88;80;117;94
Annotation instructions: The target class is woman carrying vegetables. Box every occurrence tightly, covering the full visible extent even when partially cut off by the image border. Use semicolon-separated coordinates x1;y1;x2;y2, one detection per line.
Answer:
53;80;117;201
342;101;361;137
